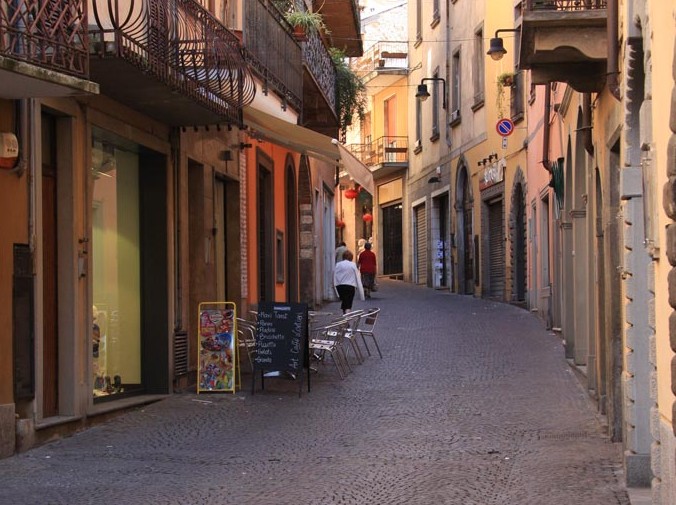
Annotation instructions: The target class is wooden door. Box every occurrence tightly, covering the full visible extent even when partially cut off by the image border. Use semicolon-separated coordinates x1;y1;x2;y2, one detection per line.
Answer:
41;113;58;417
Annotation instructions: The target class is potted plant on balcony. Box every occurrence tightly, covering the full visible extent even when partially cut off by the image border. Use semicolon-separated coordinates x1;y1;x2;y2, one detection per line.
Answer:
496;71;516;117
285;9;328;41
330;48;367;134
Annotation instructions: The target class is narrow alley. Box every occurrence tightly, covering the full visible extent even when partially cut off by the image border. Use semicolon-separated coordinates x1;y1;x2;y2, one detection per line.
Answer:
0;280;631;505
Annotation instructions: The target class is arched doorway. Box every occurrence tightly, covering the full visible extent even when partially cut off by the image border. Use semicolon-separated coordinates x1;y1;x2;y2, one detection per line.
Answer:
455;162;474;294
511;169;527;302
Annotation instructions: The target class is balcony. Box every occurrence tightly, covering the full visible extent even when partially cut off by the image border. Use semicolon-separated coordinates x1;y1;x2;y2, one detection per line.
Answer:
519;0;608;92
353;41;408;94
301;27;338;135
0;0;98;98
243;0;303;113
242;1;336;136
348;136;408;178
313;0;362;57
89;0;255;127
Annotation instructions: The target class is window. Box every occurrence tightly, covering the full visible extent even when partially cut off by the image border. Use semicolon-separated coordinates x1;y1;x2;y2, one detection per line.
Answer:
276;230;285;283
451;50;461;124
510;71;525;121
432;0;440;27
431;69;440;141
415;98;422;153
415;0;422;44
473;26;485;109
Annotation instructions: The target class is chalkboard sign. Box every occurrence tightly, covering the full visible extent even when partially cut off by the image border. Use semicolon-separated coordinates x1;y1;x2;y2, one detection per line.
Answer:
253;302;309;395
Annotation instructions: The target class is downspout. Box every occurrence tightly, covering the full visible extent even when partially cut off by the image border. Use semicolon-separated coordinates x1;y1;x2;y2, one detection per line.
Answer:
607;0;620;101
582;93;594;156
445;0;452;150
542;85;551;171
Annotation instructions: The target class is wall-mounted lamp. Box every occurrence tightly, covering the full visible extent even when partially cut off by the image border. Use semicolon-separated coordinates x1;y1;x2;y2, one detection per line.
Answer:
415;77;447;109
428;165;442;184
487;28;520;61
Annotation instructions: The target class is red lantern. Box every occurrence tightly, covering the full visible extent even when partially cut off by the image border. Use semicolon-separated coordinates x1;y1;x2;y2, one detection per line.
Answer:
362;212;373;222
336;218;345;228
344;188;358;199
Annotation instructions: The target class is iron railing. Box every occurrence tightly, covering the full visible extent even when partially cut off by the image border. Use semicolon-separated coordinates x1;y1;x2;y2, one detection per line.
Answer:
0;0;89;78
302;28;336;114
353;41;408;75
90;0;255;123
348;136;408;167
243;0;302;112
526;0;606;10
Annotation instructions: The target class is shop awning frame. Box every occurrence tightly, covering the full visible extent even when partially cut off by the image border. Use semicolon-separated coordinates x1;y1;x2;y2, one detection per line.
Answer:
243;106;374;195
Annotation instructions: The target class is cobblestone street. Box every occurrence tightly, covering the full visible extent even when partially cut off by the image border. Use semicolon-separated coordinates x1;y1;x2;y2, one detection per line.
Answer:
0;280;634;505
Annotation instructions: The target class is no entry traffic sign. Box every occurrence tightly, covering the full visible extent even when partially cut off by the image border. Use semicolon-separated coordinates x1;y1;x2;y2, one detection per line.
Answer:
496;118;514;137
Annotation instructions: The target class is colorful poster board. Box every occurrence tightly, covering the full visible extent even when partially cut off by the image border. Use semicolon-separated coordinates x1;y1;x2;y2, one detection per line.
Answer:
197;302;236;393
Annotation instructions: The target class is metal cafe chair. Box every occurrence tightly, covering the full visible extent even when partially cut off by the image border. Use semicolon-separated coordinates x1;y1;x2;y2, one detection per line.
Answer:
339;310;366;364
309;319;351;379
354;308;383;358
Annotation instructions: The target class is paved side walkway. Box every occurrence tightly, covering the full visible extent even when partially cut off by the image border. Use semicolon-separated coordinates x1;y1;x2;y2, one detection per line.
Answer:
0;280;637;504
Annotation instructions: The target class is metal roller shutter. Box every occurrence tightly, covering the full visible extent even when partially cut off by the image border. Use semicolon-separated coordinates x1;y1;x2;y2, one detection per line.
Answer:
488;200;505;298
415;205;427;285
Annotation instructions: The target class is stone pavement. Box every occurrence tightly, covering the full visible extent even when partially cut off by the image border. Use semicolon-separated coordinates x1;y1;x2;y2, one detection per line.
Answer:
0;279;642;505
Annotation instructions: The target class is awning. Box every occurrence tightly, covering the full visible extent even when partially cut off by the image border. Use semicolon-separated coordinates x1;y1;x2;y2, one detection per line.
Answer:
243;106;374;195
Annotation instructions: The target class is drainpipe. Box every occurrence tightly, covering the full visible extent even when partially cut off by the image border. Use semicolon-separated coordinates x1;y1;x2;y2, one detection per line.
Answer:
607;0;620;101
582;93;595;156
542;85;551;171
445;0;452;150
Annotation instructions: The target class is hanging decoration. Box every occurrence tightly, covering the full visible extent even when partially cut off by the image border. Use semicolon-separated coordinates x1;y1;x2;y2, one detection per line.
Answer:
362;212;373;222
344;187;358;199
336;218;345;228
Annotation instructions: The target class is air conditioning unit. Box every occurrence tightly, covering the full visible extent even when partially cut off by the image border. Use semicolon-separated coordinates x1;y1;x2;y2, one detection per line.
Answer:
449;109;460;123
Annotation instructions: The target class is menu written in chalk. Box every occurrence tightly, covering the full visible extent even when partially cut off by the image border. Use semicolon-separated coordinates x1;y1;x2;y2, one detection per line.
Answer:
254;302;308;373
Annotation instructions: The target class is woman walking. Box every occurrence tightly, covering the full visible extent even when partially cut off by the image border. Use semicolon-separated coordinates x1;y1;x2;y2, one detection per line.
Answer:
333;250;365;314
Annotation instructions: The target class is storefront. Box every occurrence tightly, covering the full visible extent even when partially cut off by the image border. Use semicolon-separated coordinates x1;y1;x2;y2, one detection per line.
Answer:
90;126;169;401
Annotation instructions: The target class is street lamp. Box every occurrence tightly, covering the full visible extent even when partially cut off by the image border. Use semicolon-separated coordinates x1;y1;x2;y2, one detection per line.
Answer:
487;28;520;61
415;77;447;109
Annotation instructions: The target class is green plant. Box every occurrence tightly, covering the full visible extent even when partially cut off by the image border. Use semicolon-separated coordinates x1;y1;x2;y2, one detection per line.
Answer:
284;9;329;36
496;72;516;118
497;72;515;88
330;48;367;133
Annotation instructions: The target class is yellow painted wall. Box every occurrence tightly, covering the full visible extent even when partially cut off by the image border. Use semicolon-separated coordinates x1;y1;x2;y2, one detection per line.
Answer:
370;76;409;140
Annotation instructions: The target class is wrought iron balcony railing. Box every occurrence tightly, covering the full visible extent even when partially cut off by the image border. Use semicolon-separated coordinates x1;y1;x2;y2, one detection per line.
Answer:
349;136;408;167
525;0;606;10
90;0;255;124
0;0;89;78
302;28;336;114
243;0;302;112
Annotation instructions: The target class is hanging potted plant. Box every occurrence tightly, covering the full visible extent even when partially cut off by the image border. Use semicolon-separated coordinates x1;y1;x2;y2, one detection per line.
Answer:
496;72;516;118
284;9;328;41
